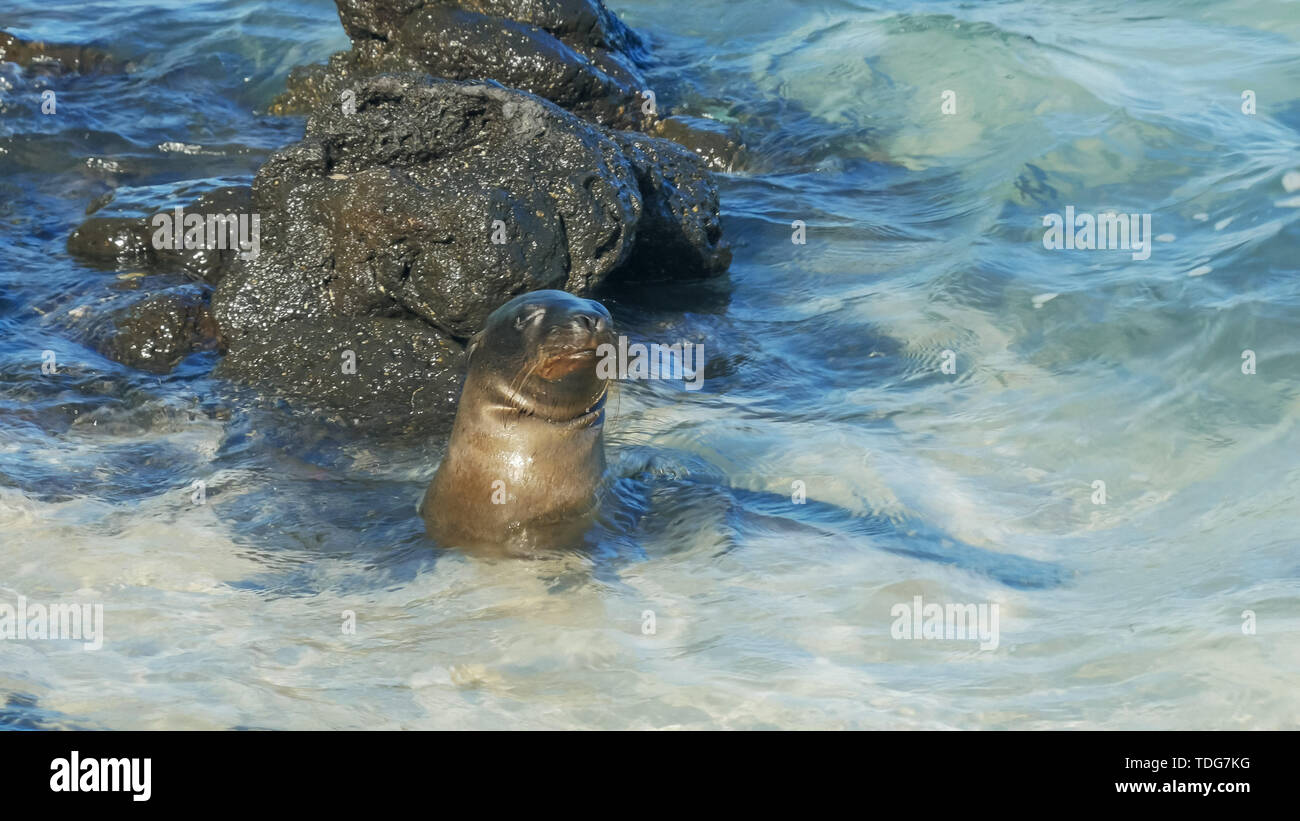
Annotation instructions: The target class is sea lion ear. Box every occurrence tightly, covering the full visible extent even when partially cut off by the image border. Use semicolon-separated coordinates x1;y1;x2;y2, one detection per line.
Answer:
465;332;483;364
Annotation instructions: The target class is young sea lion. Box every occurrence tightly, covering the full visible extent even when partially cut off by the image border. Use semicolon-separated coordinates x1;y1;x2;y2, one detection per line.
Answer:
421;290;614;554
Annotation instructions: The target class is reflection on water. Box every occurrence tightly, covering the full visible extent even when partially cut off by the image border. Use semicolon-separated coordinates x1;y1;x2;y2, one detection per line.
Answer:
0;0;1298;728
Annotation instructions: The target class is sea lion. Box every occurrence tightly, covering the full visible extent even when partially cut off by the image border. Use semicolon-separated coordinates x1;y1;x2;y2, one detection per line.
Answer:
421;290;615;553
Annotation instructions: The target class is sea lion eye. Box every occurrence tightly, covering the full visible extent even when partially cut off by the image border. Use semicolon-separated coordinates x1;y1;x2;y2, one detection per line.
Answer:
514;307;545;330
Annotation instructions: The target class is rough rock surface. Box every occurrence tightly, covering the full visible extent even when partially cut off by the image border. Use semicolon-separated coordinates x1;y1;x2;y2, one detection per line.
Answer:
273;0;651;130
212;317;465;433
91;286;220;374
214;74;726;343
608;130;731;281
337;0;642;54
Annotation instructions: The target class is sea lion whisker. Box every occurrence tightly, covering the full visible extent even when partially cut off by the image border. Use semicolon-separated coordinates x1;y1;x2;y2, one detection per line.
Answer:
503;358;543;428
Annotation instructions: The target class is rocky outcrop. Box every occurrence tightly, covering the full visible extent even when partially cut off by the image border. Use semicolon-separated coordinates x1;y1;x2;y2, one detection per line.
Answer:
214;75;727;343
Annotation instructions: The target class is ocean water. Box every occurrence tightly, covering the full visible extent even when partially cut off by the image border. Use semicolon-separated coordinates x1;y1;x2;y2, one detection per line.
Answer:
1;0;1297;729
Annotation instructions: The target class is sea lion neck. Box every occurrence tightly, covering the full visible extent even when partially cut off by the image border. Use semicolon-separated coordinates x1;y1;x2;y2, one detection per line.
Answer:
465;362;608;428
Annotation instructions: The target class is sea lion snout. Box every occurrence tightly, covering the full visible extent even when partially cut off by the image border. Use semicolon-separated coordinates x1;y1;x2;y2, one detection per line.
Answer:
544;302;612;351
567;308;605;335
534;299;614;381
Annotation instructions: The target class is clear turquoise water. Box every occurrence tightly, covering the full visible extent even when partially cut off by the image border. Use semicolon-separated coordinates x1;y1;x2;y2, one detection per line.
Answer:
0;0;1297;728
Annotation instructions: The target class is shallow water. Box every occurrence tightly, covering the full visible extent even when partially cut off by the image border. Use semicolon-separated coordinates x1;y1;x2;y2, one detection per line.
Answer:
1;0;1298;729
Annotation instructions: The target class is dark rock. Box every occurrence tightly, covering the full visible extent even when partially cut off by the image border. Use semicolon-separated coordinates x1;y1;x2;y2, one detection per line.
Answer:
85;190;116;215
215;75;645;341
608;131;730;282
53;4;734;430
268;51;370;117
86;285;220;374
336;0;643;54
215;74;727;426
213;316;464;433
270;2;746;171
66;217;156;270
154;186;256;285
274;0;651;130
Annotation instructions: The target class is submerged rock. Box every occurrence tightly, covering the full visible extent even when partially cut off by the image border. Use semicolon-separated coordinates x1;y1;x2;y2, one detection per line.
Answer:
67;186;254;285
650;115;746;173
92;286;220;374
0;30;124;74
51;284;221;375
66;217;155;271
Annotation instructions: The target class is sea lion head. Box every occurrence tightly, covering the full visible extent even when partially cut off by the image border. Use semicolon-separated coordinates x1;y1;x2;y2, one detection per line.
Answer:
467;289;615;425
